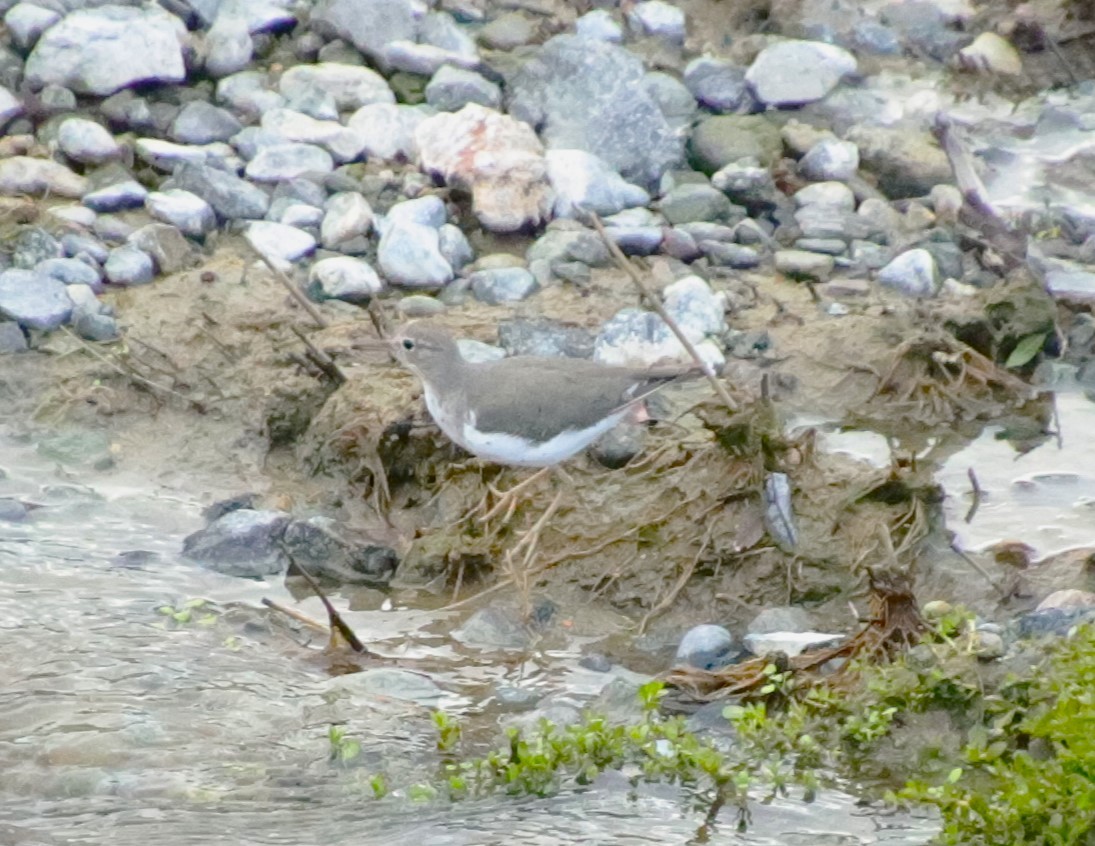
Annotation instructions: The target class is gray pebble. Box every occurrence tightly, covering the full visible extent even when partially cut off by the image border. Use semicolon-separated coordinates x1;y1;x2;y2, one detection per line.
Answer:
626;0;685;42
244;221;316;265
425;65;501;111
877;248;939;297
204;15;253;79
145;189;217;237
104;245;155;286
0;269;73;330
659;183;733;225
169;162;271;220
746;39;857;107
171;101;244;145
675;624;736;670
83;179;149;213
307;256;383;303
0;321;28;353
774;249;834;281
245;142;334;182
574;9;621;43
36;258;103;292
4;3;61;51
321;192;373;248
378;221;453;288
438;223;474;271
56;117;121;165
799;138;860;182
684;56;751;113
469;267;538;304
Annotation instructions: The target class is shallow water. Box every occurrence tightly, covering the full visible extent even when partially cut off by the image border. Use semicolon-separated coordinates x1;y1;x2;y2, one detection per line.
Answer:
0;429;935;845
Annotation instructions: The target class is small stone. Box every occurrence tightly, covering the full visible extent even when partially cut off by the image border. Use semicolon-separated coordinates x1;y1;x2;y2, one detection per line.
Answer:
245;143;334;182
216;71;286;119
12;227;60;269
171;101;243;145
169;162;271;221
748;606;817;634
261;108;364;164
378;222;453;288
386;195;448;229
4;3;61;51
799;139;860;182
626;0;686;42
793;181;856;211
275;202;324;229
0;322;28;353
659;183;733;225
128;224;195;273
0;269;73;330
469;267;538;304
746;39;857;107
321;192;374;248
145;189;217;238
591;423;646;469
56;118;122;165
690;115;783;174
83;179;149;213
877;248;939;297
701;241;761;269
452;605;531;650
397;294;446;317
279;63;395;111
36;258;103;292
972;630;1005;660
1036;590;1095;612
744;631;842;657
134;138;240;173
478;12;537;49
182;509;292;578
675;624;735;670
774;249;834;281
244;221;316;266
683;56;750;113
574;9;621;43
547;149;649;219
957;32;1022;76
425;65;502;112
104;245;155;286
203;15;253;79
0;156;88;198
307;256;383;303
61;234;109;264
595;307;724;370
346;102;425;161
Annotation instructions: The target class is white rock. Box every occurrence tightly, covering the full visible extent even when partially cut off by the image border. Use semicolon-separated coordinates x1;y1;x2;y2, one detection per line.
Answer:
384;195;447;230
145;189;217;237
56;118;122;165
308;256;383;302
245;221;316;267
0;157;88;198
216;71;286;118
135;138;242;173
627;0;686;43
377;222;453;288
204;15;253;79
957;32;1022;76
877;248;939;298
0;85;24;131
345;103;426;161
260;108;364;163
746;39;857;107
546;149;649;219
244;142;334;182
4;2;61;51
279;63;394;111
793;181;856;211
321;192;374;247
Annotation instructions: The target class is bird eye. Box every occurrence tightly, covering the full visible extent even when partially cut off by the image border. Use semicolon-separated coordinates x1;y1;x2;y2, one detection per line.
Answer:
401;338;415;351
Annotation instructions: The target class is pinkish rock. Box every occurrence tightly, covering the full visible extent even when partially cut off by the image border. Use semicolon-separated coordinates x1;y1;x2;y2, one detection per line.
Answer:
415;104;552;233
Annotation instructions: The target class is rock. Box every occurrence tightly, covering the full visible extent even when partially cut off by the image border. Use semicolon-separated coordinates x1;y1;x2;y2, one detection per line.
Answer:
134;138;240;173
546;149;649;219
710;160;781;215
245;142;334;182
844;125;953;199
479;12;537;49
574;9;621;43
24;5;187;97
508;34;684;188
793;181;856;211
321;192;374;247
83;179;149;213
382;41;479;77
675;624;736;670
799;138;860;182
452;605;532;650
281;517;397;583
4;3;61;51
527;226;611;267
0;269;73;330
1036;590;1095;612
244;221;316;265
329;667;443;704
498;318;595;358
169;162;270;220
774;249;834;281
127;224;196;273
36;258;103;292
171;101;243;145
56;118;121;165
748;606;817;634
307;256;383;303
626;0;686;42
438;223;474;271
684;56;751;113
275;203;324;229
957;32;1022;76
72;308;119;342
852;20;902;55
0;498;29;520
260;107;364;163
385;195;448;229
12;228;60;269
0;322;27;352
181;509;293;578
346;103;425;161
659;183;733;225
216;71;286;119
595;306;724;370
420;9;478;56
663;274;727;339
0;84;22;131
469;267;538;304
425;65;501;111
311;0;417;65
145;189;217;238
416;104;552;233
0;157;88;198
378;222;453;288
61;233;109;265
746;39;857;107
279;63;394;111
203;14;253;79
689;115;783;174
744;631;842;657
591;422;646;468
971;630;1005;660
643;72;697;135
877;248;939;297
104;245;155;286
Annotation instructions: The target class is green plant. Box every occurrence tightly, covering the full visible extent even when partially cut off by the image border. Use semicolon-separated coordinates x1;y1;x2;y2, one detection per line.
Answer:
328;725;361;765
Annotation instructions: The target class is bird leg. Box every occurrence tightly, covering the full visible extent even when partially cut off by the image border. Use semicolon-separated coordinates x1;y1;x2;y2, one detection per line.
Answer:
478;466;554;524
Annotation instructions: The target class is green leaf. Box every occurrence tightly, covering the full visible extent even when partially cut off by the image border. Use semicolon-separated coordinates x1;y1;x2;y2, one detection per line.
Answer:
1005;333;1047;368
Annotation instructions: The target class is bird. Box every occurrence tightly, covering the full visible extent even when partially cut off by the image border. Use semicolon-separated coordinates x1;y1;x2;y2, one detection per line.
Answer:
390;323;700;470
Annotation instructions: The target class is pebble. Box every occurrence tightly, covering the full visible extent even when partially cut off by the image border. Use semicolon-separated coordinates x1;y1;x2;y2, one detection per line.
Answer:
4;3;61;51
425;65;501;111
746;39;857;107
261;108;364;163
574;10;622;43
378;222;454;288
877;248;939;297
320;192;374;248
62;233;109;265
169;162;271;220
546;149;650;219
24;6;186;95
684;56;751;113
675;624;736;670
245;142;334;182
244;221;316;266
281;517;398;584
0;85;21;129
128;224;194;274
310;0;417;65
972;630;1005;660
0;156;88;198
957;32;1022;76
56;118;121;165
135;138;240;172
142;189;215;238
279;63;395;111
469;267;539;304
104;245;155;286
508;34;683;188
627;0;686;43
595;308;724;370
416;104;551;233
0;269;73;330
182;508;293;578
794;181;857;211
748;606;817;634
744;631;842;657
659;183;733;225
172;101;243;145
690;114;783;174
1035;589;1095;612
307;256;384;303
774;249;835;281
215;71;286;119
277;203;324;229
346;103;424;161
701;241;761;269
36;258;103;292
12;228;61;268
436;223;474;272
397;294;446;317
0;321;28;353
83;179;149;213
452;605;532;650
799;139;860;182
203;15;253;79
